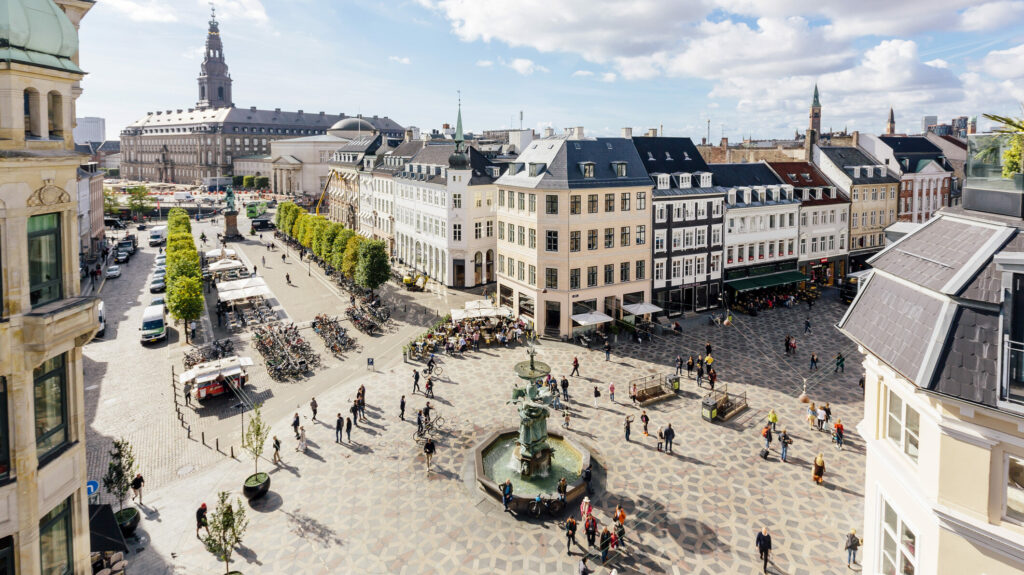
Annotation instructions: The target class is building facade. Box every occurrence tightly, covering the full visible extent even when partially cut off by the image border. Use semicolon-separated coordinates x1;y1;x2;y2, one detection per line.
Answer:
814;146;900;271
838;163;1024;573
711;163;803;296
0;0;99;572
265;134;348;197
359;139;425;254
495;131;652;337
860;134;953;224
72;116;103;145
767;161;850;286
633;136;724;316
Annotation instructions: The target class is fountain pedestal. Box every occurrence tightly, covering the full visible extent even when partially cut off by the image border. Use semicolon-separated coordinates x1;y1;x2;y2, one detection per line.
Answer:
514;444;553;477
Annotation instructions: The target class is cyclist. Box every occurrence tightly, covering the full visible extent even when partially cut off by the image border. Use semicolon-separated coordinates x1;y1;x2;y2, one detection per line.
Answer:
426;354;437;375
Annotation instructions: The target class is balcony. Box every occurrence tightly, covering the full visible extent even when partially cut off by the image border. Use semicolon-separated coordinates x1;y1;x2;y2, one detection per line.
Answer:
21;297;100;361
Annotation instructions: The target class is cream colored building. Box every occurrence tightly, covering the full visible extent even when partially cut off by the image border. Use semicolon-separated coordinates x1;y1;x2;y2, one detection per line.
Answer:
839;167;1024;574
495;131;652;337
266;134;348;197
0;0;99;573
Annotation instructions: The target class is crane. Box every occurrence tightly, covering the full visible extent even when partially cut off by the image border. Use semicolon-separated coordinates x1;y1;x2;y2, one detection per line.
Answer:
315;171;335;216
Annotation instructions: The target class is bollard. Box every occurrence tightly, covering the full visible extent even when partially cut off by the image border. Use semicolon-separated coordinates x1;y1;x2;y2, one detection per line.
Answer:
201;431;205;446
216;438;219;452
230;446;234;458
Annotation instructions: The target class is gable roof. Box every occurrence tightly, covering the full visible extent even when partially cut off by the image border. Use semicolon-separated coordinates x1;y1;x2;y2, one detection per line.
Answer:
818;146;899;185
630;137;709;176
496;136;650;190
708;163;784;188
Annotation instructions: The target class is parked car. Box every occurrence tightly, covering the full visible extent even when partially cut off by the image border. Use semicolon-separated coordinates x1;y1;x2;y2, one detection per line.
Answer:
137;223;148;231
149;278;166;293
105;265;122;279
155;254;166;265
200;197;216;205
96;301;106;339
154;265;166;275
150;295;167;310
114;250;130;264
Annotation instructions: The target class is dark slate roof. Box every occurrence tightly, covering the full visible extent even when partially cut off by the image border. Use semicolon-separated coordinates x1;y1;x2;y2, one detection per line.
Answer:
708;163;783;188
631;137;709;176
335;134;381;154
818;147;899;185
98;140;121;153
496;137;650;190
399;145;501;186
869;216;1014;295
961;232;1024;304
929;306;1000;405
652;186;728;199
879;136;943;155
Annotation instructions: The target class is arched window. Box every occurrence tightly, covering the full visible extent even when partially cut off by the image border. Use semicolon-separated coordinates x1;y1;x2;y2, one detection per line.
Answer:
217;87;224;100
200;86;206;100
47;91;63;137
23;88;41;138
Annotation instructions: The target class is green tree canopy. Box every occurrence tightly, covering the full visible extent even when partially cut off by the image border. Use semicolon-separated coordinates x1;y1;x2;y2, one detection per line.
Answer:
103;189;119;215
340;235;364;278
101;438;136;515
126;186;153;218
232;175;244;187
329;227;354;270
242;175;255;189
355;240;390;290
202;491;249;575
167;276;204;342
1004;134;1023;178
254;176;270;189
166;250;201;285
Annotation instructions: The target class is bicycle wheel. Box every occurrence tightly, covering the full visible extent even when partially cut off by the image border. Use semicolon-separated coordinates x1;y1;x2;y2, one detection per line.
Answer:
528;501;542;518
433;416;446;429
548;499;565;515
433;366;443;376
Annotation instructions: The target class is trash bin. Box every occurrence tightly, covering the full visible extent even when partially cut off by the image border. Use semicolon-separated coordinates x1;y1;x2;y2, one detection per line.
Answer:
701;396;718;422
666;374;680;391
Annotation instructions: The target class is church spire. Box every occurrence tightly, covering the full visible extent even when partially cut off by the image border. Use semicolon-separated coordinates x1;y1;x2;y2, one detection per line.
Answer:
886;107;896;135
808;83;822;135
812;84;821;108
448;91;470;170
196;2;232;109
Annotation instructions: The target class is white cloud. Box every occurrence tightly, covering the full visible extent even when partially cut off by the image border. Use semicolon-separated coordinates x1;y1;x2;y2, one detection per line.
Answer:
571;70;594;77
507;58;548;75
181;45;205;59
926;59;950;69
103;0;178;22
208;0;269;23
960;1;1024;30
389;56;411;64
601;72;617;83
475;60;493;67
983;43;1024;79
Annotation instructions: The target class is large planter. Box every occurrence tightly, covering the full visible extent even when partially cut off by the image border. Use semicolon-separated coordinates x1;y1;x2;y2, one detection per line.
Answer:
115;507;141;537
243;472;270;501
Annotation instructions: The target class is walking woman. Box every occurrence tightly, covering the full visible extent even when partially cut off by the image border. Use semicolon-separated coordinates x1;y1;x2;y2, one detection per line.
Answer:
812;452;826;485
593;386;600;408
686;355;695;378
807;402;817;429
296;426;307;452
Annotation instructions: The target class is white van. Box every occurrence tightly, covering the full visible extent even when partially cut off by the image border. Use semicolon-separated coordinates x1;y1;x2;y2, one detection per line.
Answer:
173;191;195;202
95;301;106;339
148;225;168;246
140;304;167;344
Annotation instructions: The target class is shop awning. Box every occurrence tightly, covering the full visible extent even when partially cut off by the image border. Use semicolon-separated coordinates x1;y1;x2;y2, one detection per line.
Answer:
571;312;614;326
622;302;662;316
216;276;267;293
726;270;809;293
89;504;129;555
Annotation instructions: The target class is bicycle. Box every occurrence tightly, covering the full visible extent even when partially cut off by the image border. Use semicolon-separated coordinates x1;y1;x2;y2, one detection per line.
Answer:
528;496;566;518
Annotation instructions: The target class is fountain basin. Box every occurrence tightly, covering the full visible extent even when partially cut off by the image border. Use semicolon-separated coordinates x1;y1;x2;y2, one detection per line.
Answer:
474;428;592;512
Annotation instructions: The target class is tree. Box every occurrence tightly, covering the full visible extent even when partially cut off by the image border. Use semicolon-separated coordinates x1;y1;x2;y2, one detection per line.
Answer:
242;175;255;189
1004;134;1023;178
330;228;354;270
321;223;342;265
102;438;137;523
340;235;364;278
241;404;270;476
103;188;120;215
355;240;390;290
202;491;249;575
254;176;269;189
166;251;201;285
126;186;153;219
167;276;204;343
167;208;191;234
232;175;244;188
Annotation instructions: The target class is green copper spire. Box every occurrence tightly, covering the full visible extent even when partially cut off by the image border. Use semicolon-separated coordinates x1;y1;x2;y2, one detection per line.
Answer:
448;92;470;169
812;84;821;108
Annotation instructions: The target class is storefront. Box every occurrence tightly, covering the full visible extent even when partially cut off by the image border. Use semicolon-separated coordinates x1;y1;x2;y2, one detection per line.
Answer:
653;282;722;317
799;255;847;287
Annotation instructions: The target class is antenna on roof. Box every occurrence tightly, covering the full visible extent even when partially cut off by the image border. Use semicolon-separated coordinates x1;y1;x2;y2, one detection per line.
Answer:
520;110;523;131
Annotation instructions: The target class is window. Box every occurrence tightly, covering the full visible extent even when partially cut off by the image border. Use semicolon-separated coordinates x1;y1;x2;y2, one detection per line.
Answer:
654;234;665;252
621;193;631;211
453;224;462;241
453;193;462;208
583;163;595;178
656;206;666;221
636;225;646;245
35;354;68;461
614;163;627;177
710;254;720;272
546;230;558;252
486;221;494;237
695;229;705;246
518;193;525;211
40;498;73;575
528;265;536;286
529;228;536;249
620;262;630;282
507;223;514;241
604;264;614;284
29;213;62;307
518;261;525;281
529;194;536;213
853;189;859;200
852;213;859;228
474;222;482;239
498;254;505;273
605;194;615;212
620;227;631;246
886;389;920;462
545;268;558;289
498;190;505;207
570;195;581;214
570;268;580;290
654;261;665;280
880;499;917;575
545;195;558;214
605;228;614;249
588;230;598;250
635;260;645;280
712;228;721;245
588;194;598;213
637;192;646;210
518;226;525;246
570;231;581;252
671;260;681;279
587;266;598;287
1007;455;1024;524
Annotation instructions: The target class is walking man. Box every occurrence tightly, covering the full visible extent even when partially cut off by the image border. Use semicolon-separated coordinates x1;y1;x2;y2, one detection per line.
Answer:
561;376;570;401
845;529;861;567
423;437;436;474
335;413;344;443
131;473;145;504
640;410;650;436
755;527;772;573
804;318;811;334
663;423;676;454
310;397;318;421
810;353;818;370
583;462;594;494
834;352;845;373
675;355;683;375
565;516;578;555
779;428;791;462
272;435;282;464
604;341;611;361
400;395;406;420
501;479;514;511
291;412;300;439
350;400;359;428
696;362;704;387
196;503;210;538
571;356;580;377
584;514;598;547
624;416;632;442
416;409;424;435
412;369;421;395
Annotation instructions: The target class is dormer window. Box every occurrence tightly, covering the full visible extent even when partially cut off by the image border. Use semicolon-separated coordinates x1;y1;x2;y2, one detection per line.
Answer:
580;162;595;178
529;163;546;177
802;173;812;182
679;174;692;189
728;190;736;204
657;174;670;189
743;189;751;204
802;189;809;201
700;174;711;187
830;188;837;199
612;162;627;177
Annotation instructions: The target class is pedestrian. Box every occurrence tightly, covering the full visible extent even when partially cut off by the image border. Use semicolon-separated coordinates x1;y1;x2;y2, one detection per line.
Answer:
592;386;600;408
656;427;664;451
705;341;712;356
285;273;291;285
615;521;626;549
473;331;480;351
131;473;145;504
296;426;307;452
845;528;861;567
335;413;344;443
557;477;568;503
561;376;570;401
675;355;683;376
708;367;717;390
565;516;578;555
696;361;704;387
190;320;197;341
425;377;434;398
584;513;598;547
608;382;615;403
767;409;778;432
687;355;694;378
785;335;791;355
350;400;360;427
423;437;436;474
834;352;845;373
823;402;832;424
262;255;266;268
412;369;421;394
604;341;611;361
310;397;318;421
501;479;514;511
282;253;286;264
571;356;580;377
816;404;827;431
345;417;352;443
292;412;300;439
183;381;192;406
400;395;406;420
614;504;626;526
859;376;865;391
196;503;210;538
762;423;773;450
417;409;424;435
563;410;571;428
663;423;675;454
804;318;811;333
834;419;845;450
813;452;826;484
779;428;791;462
810;352;818;370
579;495;593;520
599;526;612;563
755;527;772;573
623;416;632;442
807;403;817;429
583;463;594;495
640;410;650;436
272;435;282;464
578;556;593;575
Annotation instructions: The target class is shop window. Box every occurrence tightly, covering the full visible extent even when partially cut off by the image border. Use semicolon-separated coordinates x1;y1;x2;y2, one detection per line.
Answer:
28;213;62;307
39;498;73;575
0;536;13;575
0;379;7;481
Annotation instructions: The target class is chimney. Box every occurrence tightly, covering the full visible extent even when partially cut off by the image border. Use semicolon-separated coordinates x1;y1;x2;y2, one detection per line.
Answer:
621;127;632;138
319;111;325;116
250;106;256;111
177;109;182;113
647;128;658;137
574;126;585;139
543;127;554;138
298;110;304;115
404;129;414;143
720;137;728;148
851;130;859;149
701;137;707;145
804;129;818;162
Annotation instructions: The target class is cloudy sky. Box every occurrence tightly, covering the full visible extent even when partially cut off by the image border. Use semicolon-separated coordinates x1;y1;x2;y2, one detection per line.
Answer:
78;0;1024;140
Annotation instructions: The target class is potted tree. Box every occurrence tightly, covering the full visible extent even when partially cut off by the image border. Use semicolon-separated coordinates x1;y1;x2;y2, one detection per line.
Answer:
241;404;271;500
202;491;249;575
102;438;141;537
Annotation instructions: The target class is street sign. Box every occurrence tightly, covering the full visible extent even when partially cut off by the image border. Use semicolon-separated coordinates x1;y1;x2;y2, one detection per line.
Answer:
86;480;99;496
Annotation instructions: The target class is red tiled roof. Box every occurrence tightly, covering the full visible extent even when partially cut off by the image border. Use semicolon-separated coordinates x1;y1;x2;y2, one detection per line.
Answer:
767;161;833;187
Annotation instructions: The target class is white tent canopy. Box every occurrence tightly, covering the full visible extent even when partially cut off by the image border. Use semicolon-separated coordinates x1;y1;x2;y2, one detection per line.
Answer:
205;248;237;260
208;259;245;272
465;299;496;310
219;285;272;302
571;312;614;326
451;306;513;321
622;302;662;316
216;276;267;293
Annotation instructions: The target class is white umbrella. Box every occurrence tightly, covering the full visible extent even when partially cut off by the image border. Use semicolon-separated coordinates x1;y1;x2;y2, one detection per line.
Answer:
209;259;244;272
216;276;267;292
622;302;662;316
571;312;614;326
